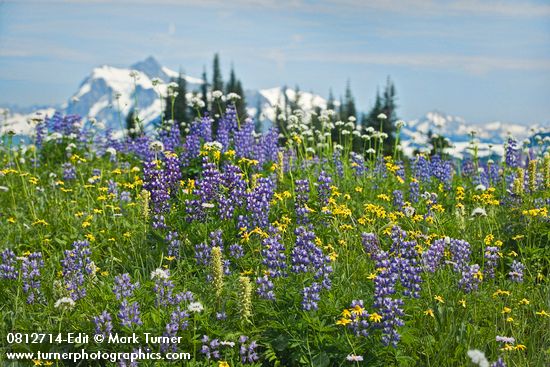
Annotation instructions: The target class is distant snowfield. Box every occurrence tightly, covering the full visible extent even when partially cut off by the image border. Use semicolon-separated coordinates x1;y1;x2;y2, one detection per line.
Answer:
1;57;548;158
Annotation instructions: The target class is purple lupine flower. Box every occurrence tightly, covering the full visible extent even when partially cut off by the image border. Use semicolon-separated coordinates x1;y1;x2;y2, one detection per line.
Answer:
484;246;499;279
261;229;287;277
185;159;223;222
113;273;139;300
347;300;370;337
316;171;332;208
108;179;118;199
239;335;259;364
0;249;17;280
413;155;430;183
505;138;520;168
422;239;446;272
490;357;507;367
158;122;181;152
333;149;344;178
21;252;44;304
216;106;235;152
219;164;246;220
361;232;380;257
61;240;92;301
238;177;275;230
291;227;332;290
379;297;405;347
200;335;221;360
93;310;113;337
62;163;76;180
160;307;189;353
229;244;244;259
256;275;275;300
349;152;366;177
181;119;204;164
409;180;420;203
508;260;524;282
234;118;255;159
118;299;142;327
459;264;482;293
393;189;404;210
255;127;280;165
151;268;176;307
165;231;181;259
163;152;182;191
119;191;131;203
449;238;471;272
430;155;453;189
461;157;475;178
143;158;170;229
294;179;310;224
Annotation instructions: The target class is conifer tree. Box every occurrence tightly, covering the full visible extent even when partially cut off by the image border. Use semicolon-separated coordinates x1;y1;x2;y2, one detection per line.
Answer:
200;67;209;113
212;53;224;93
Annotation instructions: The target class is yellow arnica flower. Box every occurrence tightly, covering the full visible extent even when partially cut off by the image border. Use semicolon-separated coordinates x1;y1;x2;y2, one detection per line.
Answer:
218;361;230;367
493;289;511;298
351;305;365;315
535;310;549;317
341;309;351;318
369;313;382;322
336;318;352;326
459;299;466;308
501;344;514;351
502;307;511;314
424;309;434;318
514;344;527;351
518;298;530;305
434;295;445;303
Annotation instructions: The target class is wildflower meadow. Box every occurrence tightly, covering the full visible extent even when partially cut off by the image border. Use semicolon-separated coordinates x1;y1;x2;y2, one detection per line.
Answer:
0;99;549;366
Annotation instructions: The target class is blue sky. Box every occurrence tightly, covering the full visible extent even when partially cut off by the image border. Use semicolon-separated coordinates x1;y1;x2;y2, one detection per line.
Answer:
0;0;549;125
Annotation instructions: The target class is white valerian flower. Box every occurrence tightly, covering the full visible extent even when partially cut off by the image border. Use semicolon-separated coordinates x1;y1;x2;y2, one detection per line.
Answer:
348;116;356;122
149;141;164;152
0;186;8;192
444;236;451;245
189;96;205;109
474;184;486;192
204;141;223;151
220;341;235;347
54;297;76;311
188;301;204;313
346;354;364;362
151;77;163;86
226;92;241;101
65;143;76;152
106;147;117;156
167;81;178;89
150;268;170;280
306;147;315;154
345;121;355;129
335;120;345;127
202;203;215;209
366;148;376;154
212;90;224;99
396;120;406;128
334;144;344;151
129;70;139;78
471;207;487;217
403;206;415;217
361;134;370;140
377;113;387;120
467;349;489;367
365;126;375;134
341;130;350;135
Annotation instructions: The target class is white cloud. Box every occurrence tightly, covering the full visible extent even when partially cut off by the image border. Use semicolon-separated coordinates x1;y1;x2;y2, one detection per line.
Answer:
288;51;550;74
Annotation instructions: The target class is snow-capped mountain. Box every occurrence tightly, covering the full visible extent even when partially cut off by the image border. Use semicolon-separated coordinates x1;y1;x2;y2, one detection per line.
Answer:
400;110;547;158
64;56;204;131
1;57;546;158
